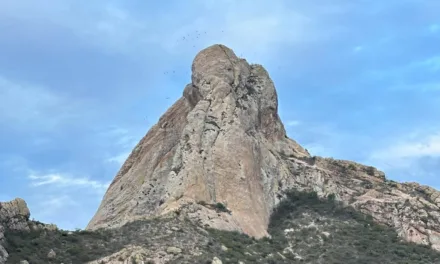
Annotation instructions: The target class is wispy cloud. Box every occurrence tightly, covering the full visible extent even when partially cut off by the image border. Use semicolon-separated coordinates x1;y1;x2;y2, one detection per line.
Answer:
28;172;110;192
368;131;440;170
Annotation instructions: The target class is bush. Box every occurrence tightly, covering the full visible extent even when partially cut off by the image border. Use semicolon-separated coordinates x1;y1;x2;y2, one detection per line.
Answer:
215;202;230;213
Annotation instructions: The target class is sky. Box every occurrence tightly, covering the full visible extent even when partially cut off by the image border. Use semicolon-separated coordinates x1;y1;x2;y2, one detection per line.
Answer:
0;0;439;230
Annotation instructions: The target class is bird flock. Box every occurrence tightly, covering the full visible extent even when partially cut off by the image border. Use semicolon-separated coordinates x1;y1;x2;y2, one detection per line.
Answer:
162;29;225;77
160;29;261;101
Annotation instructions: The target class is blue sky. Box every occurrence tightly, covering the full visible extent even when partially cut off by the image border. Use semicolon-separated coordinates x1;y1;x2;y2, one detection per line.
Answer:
0;0;439;230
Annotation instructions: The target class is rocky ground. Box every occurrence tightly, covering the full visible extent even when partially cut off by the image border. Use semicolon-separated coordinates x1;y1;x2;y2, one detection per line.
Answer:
3;190;440;264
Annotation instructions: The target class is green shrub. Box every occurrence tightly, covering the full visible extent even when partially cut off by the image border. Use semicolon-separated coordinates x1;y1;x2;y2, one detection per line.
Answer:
215;202;230;213
205;190;440;264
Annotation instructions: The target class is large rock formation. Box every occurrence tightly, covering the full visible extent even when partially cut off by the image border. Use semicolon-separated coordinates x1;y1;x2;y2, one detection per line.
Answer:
87;44;310;237
88;44;440;251
0;198;31;263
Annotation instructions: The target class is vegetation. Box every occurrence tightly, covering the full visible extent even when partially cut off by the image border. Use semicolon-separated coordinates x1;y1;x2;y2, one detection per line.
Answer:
202;190;440;263
214;202;230;213
196;201;231;214
4;217;208;264
5;190;440;263
5;228;113;263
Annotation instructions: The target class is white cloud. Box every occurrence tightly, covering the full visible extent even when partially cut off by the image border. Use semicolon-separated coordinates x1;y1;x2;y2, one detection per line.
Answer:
373;133;440;159
368;132;440;170
28;172;110;192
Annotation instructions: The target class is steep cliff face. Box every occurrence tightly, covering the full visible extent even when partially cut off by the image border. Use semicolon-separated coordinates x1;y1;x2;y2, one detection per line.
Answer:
87;44;440;250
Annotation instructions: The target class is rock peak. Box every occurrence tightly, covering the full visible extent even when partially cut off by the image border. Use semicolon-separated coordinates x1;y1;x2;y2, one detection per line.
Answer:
191;44;238;84
88;44;309;237
193;44;238;66
190;44;246;100
87;45;440;252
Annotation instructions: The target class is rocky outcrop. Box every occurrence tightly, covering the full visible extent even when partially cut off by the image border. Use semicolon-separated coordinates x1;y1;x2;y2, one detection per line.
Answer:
0;198;31;264
0;198;58;264
0;198;30;229
87;44;440;251
279;156;440;250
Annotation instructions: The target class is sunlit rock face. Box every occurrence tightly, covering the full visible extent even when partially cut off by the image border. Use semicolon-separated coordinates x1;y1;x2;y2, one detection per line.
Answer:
87;44;440;251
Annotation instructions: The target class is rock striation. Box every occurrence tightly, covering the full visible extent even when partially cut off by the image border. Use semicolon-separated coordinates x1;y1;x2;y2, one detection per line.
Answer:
87;44;440;251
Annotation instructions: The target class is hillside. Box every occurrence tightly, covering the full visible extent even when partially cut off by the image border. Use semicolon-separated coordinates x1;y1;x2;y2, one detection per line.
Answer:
4;190;440;264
